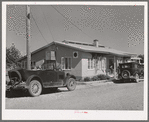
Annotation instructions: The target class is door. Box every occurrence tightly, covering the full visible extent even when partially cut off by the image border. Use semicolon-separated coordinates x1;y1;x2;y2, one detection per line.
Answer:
109;58;114;75
40;70;57;87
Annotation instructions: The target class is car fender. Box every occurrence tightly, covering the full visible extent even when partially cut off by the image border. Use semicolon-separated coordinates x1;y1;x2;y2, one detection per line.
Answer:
8;70;22;83
63;75;76;86
26;75;43;87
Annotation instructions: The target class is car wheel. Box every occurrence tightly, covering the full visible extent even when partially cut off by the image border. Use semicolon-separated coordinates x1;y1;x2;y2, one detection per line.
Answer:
134;73;139;83
121;70;130;79
66;78;76;91
28;80;42;97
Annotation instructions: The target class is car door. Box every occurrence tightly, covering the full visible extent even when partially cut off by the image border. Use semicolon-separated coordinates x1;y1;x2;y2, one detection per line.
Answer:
39;70;57;87
56;71;65;86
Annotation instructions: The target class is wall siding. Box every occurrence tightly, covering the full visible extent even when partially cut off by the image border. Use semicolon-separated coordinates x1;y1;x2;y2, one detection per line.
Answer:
19;43;128;80
20;44;82;80
55;44;82;80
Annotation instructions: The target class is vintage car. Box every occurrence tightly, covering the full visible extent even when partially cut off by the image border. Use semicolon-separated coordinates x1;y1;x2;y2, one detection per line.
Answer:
6;68;76;97
118;62;144;82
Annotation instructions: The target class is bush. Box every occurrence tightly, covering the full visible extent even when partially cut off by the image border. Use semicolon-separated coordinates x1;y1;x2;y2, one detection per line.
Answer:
97;74;110;80
84;74;110;82
91;76;100;81
84;77;91;82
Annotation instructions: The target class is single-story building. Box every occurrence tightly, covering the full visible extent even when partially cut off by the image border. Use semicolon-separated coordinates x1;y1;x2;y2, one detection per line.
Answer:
17;40;134;80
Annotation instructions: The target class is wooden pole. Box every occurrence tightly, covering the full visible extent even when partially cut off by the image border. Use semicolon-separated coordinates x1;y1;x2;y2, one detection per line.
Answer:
26;5;31;70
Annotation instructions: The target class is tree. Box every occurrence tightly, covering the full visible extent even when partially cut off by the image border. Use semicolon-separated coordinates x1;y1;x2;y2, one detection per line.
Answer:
6;43;22;68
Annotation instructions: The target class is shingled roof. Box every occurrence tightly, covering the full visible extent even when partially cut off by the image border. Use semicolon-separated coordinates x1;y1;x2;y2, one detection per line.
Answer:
57;40;134;56
18;40;135;61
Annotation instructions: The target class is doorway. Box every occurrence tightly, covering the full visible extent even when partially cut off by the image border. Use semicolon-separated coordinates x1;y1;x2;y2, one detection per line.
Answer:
109;58;114;75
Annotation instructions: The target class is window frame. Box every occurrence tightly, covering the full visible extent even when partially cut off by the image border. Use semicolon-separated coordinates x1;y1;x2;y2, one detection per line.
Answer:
31;61;36;69
98;59;102;70
101;57;106;71
61;57;72;70
88;58;95;70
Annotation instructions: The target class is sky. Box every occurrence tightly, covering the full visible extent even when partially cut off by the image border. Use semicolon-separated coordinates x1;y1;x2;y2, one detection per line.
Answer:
6;4;144;56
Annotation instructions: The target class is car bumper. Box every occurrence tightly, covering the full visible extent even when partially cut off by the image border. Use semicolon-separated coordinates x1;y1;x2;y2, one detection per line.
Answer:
6;82;28;91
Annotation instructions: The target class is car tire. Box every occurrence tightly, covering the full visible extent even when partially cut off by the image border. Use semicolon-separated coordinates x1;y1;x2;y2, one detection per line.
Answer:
28;80;42;97
121;70;130;79
66;78;76;91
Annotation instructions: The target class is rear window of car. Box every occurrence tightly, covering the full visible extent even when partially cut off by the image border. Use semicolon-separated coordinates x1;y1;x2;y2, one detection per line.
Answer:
121;64;131;68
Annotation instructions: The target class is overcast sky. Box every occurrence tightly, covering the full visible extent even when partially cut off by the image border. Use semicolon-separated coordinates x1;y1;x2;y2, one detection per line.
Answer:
6;5;144;56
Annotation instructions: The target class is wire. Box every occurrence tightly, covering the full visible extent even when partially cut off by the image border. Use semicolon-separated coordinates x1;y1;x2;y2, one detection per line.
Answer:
30;10;49;44
51;5;93;39
40;6;55;42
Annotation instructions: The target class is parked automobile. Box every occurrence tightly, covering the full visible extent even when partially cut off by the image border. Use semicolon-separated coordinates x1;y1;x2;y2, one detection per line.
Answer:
118;62;144;82
6;68;76;97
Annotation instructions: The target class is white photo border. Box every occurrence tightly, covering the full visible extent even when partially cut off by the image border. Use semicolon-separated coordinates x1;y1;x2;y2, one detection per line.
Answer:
2;1;148;120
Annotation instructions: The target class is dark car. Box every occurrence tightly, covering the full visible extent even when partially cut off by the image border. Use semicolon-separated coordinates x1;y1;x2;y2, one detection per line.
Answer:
118;62;144;82
6;68;76;97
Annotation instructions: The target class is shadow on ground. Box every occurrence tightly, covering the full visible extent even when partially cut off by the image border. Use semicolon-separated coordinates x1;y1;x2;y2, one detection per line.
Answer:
6;88;68;98
112;78;137;84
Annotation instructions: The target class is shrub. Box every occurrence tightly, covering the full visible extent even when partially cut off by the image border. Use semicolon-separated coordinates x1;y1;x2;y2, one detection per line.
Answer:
84;77;91;82
97;74;110;80
91;76;99;81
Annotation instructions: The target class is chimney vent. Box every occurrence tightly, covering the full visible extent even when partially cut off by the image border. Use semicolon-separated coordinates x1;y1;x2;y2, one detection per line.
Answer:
93;39;99;47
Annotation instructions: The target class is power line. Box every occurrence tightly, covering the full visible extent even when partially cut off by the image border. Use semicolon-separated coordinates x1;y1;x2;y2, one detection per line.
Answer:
51;6;93;40
30;10;49;44
40;6;55;42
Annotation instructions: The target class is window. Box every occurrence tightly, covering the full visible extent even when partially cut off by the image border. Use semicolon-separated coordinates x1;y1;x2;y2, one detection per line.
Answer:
61;57;65;69
93;58;97;69
98;60;102;70
93;59;96;69
31;61;36;69
45;51;56;60
73;51;78;58
51;51;56;60
61;57;72;70
21;61;36;69
91;59;93;69
46;51;50;60
101;58;106;70
88;58;95;69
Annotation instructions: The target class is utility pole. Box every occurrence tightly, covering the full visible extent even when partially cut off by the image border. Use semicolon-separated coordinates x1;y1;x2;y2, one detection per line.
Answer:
26;5;31;70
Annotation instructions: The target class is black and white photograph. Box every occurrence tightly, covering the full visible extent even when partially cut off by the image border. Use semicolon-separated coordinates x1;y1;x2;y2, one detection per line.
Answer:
2;1;148;120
